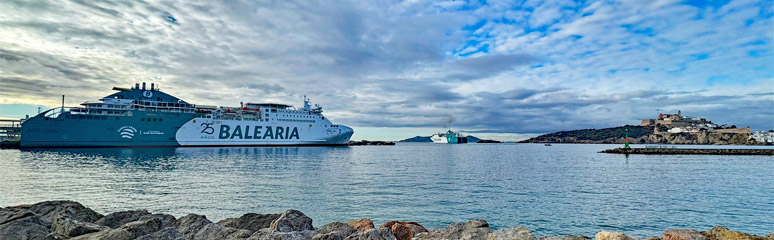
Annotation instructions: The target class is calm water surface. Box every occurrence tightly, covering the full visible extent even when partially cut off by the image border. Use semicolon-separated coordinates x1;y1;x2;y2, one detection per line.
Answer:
0;143;772;237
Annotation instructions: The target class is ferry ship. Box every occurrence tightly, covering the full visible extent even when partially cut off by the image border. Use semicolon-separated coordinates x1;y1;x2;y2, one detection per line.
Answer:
20;83;353;148
430;130;468;144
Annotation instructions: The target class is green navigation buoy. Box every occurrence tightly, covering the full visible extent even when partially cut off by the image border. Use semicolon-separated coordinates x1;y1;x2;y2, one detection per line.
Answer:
624;127;631;149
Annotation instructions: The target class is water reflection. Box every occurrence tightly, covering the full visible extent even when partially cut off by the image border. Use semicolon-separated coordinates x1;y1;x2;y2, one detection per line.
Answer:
3;144;773;237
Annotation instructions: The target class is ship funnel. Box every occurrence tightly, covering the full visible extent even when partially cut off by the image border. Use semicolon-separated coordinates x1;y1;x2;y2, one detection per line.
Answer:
151;83;154;90
135;83;140;89
142;82;146;90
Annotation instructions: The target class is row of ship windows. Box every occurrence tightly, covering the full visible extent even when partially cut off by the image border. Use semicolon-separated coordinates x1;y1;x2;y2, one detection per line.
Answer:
278;119;315;123
63;115;165;122
140;117;163;122
281;114;316;118
64;115;114;120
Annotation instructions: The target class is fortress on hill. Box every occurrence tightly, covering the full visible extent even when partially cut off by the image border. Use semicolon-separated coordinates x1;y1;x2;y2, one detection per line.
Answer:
640;110;750;134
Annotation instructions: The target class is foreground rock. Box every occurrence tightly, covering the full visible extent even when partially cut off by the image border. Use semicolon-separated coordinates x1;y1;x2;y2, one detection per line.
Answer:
0;210;48;240
193;222;252;240
488;226;537;240
95;210;151;228
664;229;708;240
344;228;396;240
318;222;358;237
540;235;591;240
1;201;772;240
415;219;492;240
249;228;317;240
595;231;637;240
270;210;314;232
51;214;110;237
219;213;281;234
378;221;427;240
702;226;768;240
176;214;212;240
347;219;375;232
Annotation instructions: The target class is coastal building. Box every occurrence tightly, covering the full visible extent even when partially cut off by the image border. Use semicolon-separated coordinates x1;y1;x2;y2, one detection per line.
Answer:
750;131;774;144
640;111;753;137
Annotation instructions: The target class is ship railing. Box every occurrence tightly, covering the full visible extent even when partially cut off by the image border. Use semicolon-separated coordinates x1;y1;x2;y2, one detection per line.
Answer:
132;100;196;113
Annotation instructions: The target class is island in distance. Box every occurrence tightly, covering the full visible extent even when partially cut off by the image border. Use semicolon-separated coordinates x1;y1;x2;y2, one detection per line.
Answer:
520;111;773;145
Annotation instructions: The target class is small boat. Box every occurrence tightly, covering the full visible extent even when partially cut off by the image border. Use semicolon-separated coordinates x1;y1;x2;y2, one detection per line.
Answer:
544;143;552;146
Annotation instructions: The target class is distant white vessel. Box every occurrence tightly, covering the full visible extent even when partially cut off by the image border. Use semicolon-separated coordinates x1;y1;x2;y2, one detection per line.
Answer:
431;130;467;144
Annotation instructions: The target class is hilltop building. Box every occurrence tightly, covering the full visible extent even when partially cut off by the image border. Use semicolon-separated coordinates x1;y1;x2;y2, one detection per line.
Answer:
751;131;774;144
641;111;750;134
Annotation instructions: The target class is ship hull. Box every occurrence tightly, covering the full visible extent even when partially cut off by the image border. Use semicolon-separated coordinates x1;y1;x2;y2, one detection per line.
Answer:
20;113;352;148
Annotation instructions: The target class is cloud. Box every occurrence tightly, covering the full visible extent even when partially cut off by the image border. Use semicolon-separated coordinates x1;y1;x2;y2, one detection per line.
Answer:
0;0;772;140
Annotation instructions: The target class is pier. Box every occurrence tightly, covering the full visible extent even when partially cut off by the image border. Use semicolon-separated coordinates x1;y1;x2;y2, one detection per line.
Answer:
601;147;774;155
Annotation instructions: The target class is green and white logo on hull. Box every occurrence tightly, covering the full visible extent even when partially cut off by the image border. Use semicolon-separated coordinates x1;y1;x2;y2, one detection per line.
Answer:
118;126;137;139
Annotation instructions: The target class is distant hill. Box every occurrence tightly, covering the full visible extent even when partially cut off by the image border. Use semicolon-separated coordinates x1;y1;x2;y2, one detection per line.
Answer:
518;125;651;143
399;136;433;142
399;135;482;143
518;125;756;145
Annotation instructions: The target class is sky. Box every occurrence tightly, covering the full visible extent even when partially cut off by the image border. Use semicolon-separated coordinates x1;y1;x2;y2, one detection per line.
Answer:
0;0;772;141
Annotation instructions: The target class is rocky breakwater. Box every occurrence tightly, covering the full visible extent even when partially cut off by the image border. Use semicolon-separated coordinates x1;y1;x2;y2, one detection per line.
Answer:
2;201;773;240
600;147;774;155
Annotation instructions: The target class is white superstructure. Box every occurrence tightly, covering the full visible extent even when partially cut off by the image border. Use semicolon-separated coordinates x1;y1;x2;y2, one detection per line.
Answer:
176;97;353;146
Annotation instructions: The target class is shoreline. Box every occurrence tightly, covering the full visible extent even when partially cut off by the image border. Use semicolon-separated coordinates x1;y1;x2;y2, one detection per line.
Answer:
1;201;771;240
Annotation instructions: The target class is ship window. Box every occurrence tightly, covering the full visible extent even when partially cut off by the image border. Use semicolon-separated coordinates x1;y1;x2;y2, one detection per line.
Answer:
159;118;163;122
101;116;107;120
153;118;157;122
86;115;93;120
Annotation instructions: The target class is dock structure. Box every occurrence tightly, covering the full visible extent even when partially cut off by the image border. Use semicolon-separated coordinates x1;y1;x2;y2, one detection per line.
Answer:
601;147;774;155
0;119;22;139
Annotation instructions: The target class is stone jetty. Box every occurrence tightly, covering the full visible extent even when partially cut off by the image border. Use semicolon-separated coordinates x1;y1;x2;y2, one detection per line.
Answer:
1;201;772;240
600;147;774;155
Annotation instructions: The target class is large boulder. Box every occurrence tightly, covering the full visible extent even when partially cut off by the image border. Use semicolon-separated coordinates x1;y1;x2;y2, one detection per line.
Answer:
0;212;49;240
702;226;767;240
766;233;773;239
177;214;212;240
415;219;492;240
541;236;592;240
94;210;151;228
488;226;537;240
664;230;709;240
313;232;348;240
51;214;110;237
347;219;374;232
219;213;281;233
18;201;103;227
138;214;178;230
0;208;36;225
378;221;427;240
70;217;163;240
248;228;318;240
193;223;252;240
344;228;397;240
595;231;637;240
270;210;314;232
318;222;358;237
135;227;185;240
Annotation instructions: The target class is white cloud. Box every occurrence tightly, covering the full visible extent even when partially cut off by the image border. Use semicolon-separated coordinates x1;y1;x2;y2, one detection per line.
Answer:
0;0;772;140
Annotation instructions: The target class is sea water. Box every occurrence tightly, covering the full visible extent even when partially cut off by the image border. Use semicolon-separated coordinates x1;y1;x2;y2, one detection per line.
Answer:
0;143;772;237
